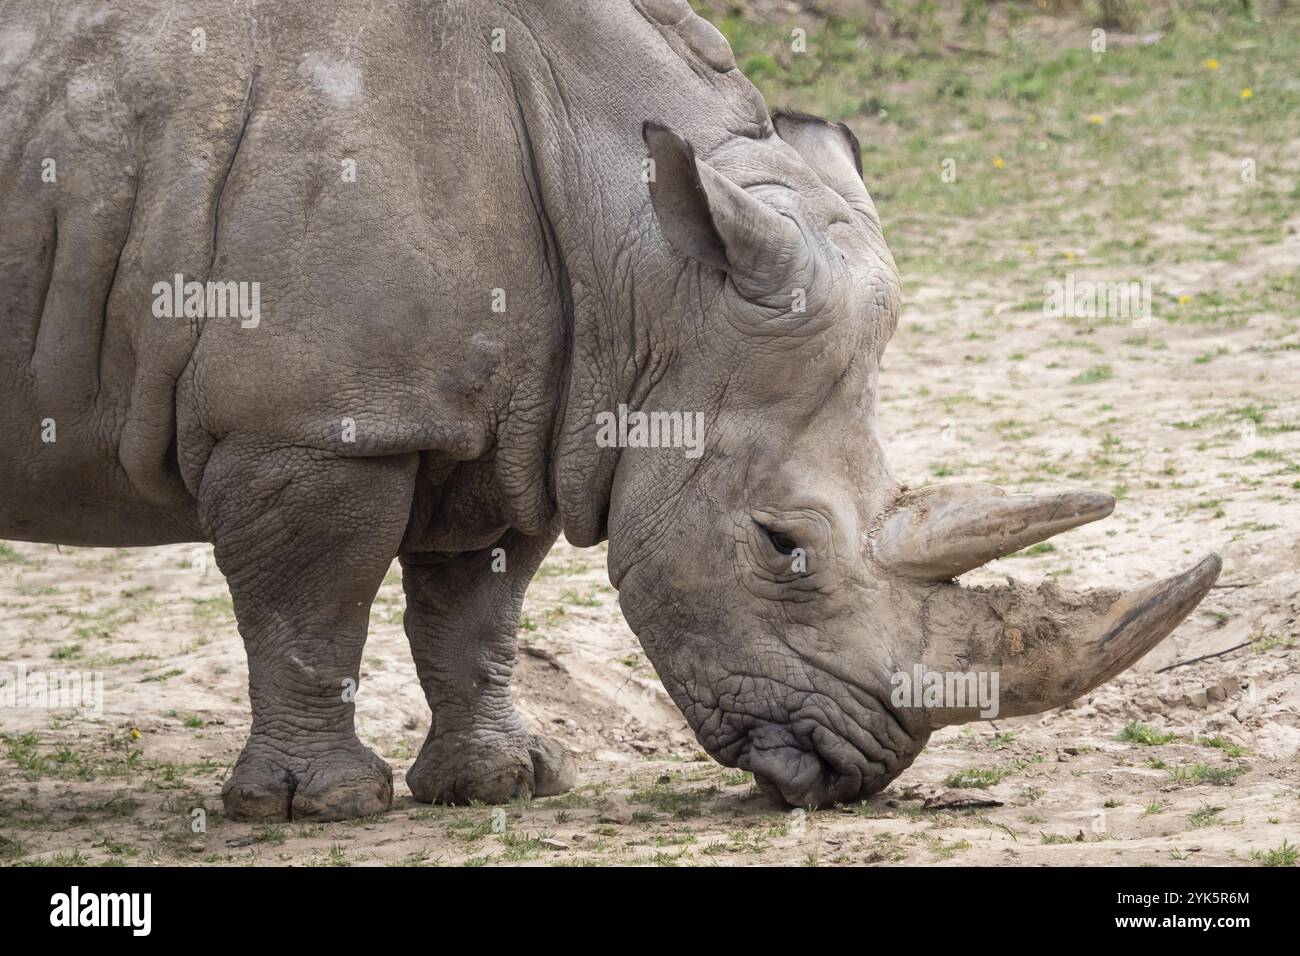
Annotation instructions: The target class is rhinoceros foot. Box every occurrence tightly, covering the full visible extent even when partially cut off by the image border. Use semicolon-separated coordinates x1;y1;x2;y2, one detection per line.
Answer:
222;741;393;823
526;733;579;797
406;730;576;805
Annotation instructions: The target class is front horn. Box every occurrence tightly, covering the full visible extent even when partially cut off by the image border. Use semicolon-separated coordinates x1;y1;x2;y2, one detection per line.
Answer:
894;553;1222;728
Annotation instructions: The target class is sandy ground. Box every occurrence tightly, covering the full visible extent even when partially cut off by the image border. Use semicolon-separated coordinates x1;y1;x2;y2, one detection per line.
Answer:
1;237;1296;865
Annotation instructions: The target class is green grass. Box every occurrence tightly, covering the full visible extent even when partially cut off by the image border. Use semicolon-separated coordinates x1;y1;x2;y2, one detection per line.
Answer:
251;825;287;845
1252;840;1297;867
1070;365;1115;386
0;834;26;861
631;779;719;819
498;831;554;862
0;542;28;564
1040;832;1077;845
1199;736;1249;758
16;849;90;867
446;815;497;844
943;767;1004;789
138;668;184;683
190;595;234;620
1168;763;1248;787
1187;804;1224;828
1251;630;1292;652
1117;722;1178;746
0;732;214;786
1009;542;1057;558
326;844;351;867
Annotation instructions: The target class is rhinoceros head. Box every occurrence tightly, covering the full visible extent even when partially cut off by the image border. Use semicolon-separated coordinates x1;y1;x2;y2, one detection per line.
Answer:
602;112;1220;807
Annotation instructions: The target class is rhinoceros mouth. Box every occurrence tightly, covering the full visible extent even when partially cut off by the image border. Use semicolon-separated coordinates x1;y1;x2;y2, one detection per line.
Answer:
738;722;873;807
676;665;922;808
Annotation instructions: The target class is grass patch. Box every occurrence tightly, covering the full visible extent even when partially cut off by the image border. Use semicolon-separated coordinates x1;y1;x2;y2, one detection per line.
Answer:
1187;804;1225;828
1009;542;1057;558
1040;832;1077;845
138;669;184;683
1168;763;1247;787
1070;365;1114;386
1252;840;1297;867
0;542;28;564
631;779;719;819
943;768;1003;789
1198;736;1248;758
1117;722;1178;746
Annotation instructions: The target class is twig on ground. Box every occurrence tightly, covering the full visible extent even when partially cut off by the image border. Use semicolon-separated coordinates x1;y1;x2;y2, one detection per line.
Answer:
1155;641;1254;673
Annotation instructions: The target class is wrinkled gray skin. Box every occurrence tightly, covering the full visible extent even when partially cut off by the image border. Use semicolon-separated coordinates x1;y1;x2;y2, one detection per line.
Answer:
0;0;1220;819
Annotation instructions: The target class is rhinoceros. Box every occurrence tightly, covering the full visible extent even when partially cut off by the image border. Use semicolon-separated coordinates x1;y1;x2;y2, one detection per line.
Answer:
0;0;1219;820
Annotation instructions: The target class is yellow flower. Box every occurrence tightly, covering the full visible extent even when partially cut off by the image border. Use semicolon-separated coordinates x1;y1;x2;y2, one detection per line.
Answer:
1088;114;1104;125
1064;250;1077;260
129;728;142;740
1240;88;1253;99
1178;294;1192;306
993;157;1005;169
1204;58;1219;70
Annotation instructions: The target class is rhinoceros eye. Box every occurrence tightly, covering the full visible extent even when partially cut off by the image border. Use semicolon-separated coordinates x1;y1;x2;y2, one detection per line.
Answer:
758;522;799;556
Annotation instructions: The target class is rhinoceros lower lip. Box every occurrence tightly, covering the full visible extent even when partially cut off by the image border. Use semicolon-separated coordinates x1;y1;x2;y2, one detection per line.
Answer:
736;721;869;807
713;684;902;807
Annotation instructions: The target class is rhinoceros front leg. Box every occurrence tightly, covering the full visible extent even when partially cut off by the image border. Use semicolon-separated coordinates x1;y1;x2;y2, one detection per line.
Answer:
200;440;418;822
400;527;576;804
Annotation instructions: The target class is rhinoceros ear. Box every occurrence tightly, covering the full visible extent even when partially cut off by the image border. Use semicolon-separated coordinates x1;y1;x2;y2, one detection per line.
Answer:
773;111;862;180
642;122;731;271
772;111;875;221
642;121;808;299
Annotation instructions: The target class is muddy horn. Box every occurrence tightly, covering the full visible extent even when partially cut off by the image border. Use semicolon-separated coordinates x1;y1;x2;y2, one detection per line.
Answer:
897;553;1223;728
